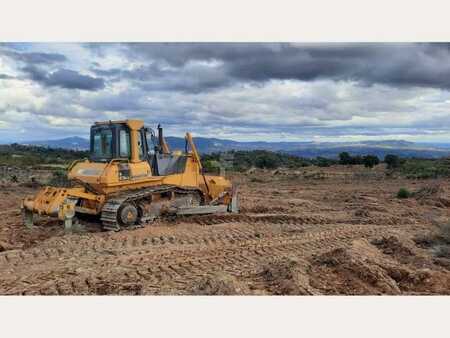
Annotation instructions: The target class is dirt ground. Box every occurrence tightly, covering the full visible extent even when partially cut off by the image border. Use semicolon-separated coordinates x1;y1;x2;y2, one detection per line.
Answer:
1;165;450;295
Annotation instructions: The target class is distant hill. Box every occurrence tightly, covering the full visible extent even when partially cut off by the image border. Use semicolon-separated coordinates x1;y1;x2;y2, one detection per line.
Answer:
21;136;450;159
24;136;89;150
284;140;450;159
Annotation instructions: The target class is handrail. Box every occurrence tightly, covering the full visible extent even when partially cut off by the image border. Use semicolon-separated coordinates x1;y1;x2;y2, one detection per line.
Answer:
186;132;210;195
185;132;202;170
98;158;128;181
67;158;88;173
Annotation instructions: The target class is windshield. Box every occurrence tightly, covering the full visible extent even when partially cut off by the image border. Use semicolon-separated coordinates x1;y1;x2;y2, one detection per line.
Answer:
92;128;113;159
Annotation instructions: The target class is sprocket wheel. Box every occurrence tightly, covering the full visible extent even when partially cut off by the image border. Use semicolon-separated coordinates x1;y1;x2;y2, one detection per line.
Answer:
118;203;138;227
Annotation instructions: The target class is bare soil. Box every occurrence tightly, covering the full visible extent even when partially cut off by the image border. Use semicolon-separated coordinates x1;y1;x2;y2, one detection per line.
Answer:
1;165;450;295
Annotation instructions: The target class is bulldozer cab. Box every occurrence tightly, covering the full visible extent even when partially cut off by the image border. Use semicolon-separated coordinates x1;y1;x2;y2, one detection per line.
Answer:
90;121;146;163
89;120;189;177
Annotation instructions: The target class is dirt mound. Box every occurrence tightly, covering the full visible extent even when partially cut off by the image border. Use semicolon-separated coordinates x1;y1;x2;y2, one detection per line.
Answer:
371;236;415;263
413;183;450;207
383;266;431;291
414;183;443;199
310;247;401;295
191;273;250;295
309;238;450;295
0;241;12;252
433;257;450;271
258;257;318;295
354;208;370;218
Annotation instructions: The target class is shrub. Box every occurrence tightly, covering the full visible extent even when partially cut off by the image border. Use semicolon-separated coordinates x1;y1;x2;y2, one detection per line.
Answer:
254;153;278;169
203;160;221;173
398;158;450;179
314;157;337;167
384;154;400;169
339;152;352;165
338;152;373;166
397;187;411;199
363;155;380;168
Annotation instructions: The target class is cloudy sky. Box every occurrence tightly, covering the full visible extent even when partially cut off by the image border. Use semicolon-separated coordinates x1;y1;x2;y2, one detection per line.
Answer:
1;43;450;143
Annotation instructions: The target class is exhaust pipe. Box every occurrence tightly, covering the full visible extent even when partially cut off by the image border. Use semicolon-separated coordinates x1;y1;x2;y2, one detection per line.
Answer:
157;124;170;154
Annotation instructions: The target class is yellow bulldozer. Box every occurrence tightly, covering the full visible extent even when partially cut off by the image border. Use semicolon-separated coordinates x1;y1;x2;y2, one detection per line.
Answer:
22;119;238;231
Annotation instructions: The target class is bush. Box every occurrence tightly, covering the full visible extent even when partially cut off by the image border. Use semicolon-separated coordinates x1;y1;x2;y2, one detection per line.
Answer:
363;155;380;168
384;154;400;169
314;157;337;167
397;187;411;199
201;150;312;172
398;159;450;179
203;159;221;173
339;152;373;166
339;152;352;165
0;144;88;167
254;153;278;169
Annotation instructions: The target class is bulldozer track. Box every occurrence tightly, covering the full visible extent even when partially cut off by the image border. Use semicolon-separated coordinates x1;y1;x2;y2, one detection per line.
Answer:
0;222;395;294
101;185;204;231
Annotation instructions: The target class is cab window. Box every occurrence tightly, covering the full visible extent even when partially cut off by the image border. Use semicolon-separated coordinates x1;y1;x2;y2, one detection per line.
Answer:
138;130;146;159
119;129;131;158
93;129;113;159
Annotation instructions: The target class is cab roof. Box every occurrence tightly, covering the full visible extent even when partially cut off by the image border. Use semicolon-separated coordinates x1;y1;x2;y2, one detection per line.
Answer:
93;119;144;130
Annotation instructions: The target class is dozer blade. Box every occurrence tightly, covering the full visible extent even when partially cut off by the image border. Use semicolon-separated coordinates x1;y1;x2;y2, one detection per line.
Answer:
22;186;79;232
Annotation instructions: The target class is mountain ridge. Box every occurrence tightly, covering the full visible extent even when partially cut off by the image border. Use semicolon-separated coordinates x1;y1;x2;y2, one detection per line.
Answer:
19;136;450;159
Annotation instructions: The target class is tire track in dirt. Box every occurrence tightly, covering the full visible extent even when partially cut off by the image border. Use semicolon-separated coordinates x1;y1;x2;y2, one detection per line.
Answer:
174;213;418;227
0;212;420;267
0;223;395;295
0;215;397;268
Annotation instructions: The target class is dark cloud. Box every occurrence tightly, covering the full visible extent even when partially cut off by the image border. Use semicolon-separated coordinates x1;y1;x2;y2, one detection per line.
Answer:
45;69;105;90
22;66;105;91
4;50;67;64
22;65;48;82
92;62;231;93
0;74;14;79
1;47;103;91
121;43;450;90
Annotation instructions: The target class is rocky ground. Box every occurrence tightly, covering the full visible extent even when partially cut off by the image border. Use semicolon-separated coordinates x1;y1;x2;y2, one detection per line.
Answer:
0;165;449;295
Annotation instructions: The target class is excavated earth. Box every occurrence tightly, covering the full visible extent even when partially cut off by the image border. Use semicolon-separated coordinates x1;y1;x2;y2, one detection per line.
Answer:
1;165;450;295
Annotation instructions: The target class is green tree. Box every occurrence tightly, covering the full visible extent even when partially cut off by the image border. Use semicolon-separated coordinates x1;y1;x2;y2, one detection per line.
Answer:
254;153;278;169
363;155;380;168
339;152;352;165
384;154;400;169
